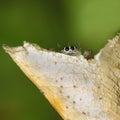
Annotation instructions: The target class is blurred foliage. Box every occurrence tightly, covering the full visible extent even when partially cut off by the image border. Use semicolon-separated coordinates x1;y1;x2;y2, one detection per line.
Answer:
0;0;120;120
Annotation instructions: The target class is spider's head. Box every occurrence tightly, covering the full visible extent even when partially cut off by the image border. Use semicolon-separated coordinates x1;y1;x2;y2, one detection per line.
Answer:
61;46;81;56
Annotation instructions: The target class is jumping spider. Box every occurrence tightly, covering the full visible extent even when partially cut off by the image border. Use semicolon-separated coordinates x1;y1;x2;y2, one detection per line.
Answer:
61;46;92;59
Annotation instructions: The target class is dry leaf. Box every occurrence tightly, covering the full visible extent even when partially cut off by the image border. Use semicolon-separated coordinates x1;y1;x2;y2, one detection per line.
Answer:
3;35;120;120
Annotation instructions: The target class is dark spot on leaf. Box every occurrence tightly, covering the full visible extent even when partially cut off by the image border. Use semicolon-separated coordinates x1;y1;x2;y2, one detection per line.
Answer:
98;86;101;89
80;98;82;101
99;97;102;100
67;96;70;98
60;85;63;88
56;80;58;82
73;101;76;104
73;85;77;88
82;112;86;115
66;106;69;109
59;90;62;93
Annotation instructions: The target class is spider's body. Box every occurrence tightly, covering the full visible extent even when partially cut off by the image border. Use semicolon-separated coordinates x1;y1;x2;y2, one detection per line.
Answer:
83;49;92;59
61;46;92;59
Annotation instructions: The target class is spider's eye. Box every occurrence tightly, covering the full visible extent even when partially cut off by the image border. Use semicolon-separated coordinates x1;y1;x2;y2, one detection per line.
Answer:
64;47;69;51
70;46;75;50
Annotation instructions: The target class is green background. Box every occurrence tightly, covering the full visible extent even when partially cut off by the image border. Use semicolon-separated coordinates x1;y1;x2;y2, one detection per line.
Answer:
1;0;120;120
